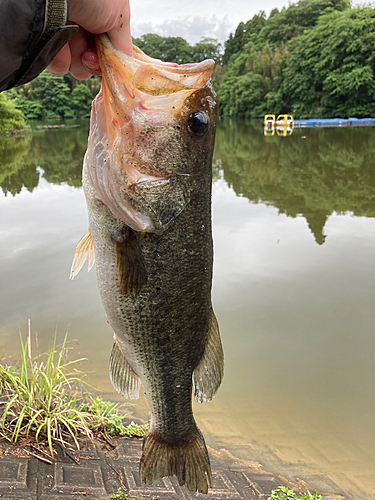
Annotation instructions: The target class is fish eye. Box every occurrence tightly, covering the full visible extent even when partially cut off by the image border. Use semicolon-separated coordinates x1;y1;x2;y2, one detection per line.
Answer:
187;111;210;137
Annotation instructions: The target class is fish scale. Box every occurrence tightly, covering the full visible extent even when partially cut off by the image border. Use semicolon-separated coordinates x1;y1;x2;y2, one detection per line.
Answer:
71;34;223;494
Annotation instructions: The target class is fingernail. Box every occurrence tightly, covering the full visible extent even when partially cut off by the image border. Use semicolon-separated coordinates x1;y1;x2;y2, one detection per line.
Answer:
83;60;99;71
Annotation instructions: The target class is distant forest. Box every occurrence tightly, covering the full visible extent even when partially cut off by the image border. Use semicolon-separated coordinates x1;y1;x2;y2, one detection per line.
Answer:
218;0;375;119
2;0;375;126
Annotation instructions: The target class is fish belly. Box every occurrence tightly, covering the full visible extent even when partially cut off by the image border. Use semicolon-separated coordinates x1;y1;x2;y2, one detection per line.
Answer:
84;169;220;493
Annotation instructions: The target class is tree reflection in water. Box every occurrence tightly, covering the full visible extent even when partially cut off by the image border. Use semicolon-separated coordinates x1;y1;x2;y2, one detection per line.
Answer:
0;123;89;196
214;119;375;244
1;119;375;245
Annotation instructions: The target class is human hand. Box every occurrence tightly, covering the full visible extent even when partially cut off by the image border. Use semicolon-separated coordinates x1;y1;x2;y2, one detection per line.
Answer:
47;0;132;79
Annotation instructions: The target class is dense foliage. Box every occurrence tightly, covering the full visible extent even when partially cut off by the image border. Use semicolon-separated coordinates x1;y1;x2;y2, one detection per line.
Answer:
6;72;100;121
133;34;222;64
2;0;375;120
280;8;375;118
218;0;375;118
0;93;29;135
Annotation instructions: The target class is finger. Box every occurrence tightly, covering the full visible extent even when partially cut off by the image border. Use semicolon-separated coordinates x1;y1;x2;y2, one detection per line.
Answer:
47;43;71;75
107;25;132;55
69;28;92;80
81;48;101;76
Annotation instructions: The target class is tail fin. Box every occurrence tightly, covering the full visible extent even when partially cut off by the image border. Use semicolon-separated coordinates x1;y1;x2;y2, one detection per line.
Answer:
140;425;212;494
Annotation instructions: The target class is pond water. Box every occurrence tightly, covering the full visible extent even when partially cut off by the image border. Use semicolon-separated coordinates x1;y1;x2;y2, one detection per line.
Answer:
0;120;374;499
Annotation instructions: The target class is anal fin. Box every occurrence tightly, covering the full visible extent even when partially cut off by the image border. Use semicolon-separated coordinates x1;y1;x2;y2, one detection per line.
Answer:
70;230;95;279
109;339;141;400
111;228;147;297
193;308;224;404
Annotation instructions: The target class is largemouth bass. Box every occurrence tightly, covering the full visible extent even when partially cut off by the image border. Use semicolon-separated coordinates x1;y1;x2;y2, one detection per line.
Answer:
71;34;223;494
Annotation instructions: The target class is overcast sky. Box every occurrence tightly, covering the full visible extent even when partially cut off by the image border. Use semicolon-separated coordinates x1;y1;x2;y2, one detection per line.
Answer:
130;0;294;44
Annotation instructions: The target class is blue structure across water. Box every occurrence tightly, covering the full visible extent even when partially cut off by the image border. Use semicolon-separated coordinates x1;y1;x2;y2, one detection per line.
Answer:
294;117;375;128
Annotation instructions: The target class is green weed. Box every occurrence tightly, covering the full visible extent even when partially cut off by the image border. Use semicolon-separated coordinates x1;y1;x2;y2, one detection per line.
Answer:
268;486;323;500
0;330;148;457
110;488;128;499
82;397;149;439
0;333;91;456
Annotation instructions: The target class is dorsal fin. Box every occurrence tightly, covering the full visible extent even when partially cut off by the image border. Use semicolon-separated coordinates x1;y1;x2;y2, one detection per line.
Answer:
70;231;95;280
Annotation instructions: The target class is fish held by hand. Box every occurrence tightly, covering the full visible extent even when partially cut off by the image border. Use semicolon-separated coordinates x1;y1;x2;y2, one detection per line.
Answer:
71;34;223;494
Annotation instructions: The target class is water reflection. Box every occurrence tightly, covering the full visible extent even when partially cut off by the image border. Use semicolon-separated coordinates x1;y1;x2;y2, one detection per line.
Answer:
0;120;374;499
4;120;375;248
3;120;375;244
214;119;375;244
0;134;35;196
0;124;89;196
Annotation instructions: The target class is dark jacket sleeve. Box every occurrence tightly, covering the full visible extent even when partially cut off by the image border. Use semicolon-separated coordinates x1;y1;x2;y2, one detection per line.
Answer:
0;0;78;91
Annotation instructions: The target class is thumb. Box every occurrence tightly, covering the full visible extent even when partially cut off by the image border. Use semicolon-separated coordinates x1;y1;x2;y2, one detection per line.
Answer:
107;24;133;55
107;3;132;56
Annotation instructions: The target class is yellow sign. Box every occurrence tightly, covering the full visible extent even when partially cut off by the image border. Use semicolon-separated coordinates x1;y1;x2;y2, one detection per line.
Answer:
264;114;294;136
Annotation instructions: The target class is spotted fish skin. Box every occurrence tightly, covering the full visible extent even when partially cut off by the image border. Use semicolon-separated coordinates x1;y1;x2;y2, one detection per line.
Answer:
74;35;224;494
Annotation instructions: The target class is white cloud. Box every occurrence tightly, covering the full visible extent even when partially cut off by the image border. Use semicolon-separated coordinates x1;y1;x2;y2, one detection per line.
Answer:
130;0;296;44
131;15;233;44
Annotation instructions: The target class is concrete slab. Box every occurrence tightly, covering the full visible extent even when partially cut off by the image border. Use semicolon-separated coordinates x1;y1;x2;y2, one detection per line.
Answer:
0;438;345;500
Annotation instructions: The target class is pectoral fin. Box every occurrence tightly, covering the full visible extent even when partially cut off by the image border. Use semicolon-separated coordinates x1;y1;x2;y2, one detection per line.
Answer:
111;228;147;297
109;339;141;400
70;231;95;279
193;308;224;404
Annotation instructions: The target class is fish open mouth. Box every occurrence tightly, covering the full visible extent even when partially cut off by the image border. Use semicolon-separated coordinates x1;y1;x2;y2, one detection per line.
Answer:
85;35;216;232
97;34;214;108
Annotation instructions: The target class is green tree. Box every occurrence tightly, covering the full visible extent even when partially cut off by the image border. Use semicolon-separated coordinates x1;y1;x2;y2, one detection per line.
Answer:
257;0;349;46
11;72;72;119
71;84;94;117
219;42;289;117
218;73;265;118
281;7;375;118
219;1;372;119
39;72;74;118
133;34;193;63
0;93;29;135
133;33;222;64
223;13;267;65
10;71;98;120
192;37;222;63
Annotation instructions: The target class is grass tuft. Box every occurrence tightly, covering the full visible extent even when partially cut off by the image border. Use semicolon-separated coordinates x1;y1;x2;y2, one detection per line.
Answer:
82;397;149;439
268;486;323;500
0;329;148;457
110;489;128;500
